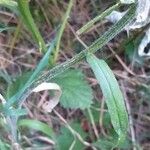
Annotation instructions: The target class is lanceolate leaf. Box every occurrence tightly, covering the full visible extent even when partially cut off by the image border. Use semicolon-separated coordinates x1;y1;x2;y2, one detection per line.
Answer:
87;54;128;145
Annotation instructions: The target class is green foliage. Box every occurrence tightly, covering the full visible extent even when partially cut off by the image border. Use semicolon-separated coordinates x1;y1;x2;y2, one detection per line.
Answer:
6;72;31;99
84;103;101;124
120;0;135;4
124;36;144;66
17;0;47;52
0;0;18;14
52;69;93;109
26;40;56;83
6;41;55;108
93;135;131;149
56;122;86;150
18;119;54;138
0;24;14;33
0;139;10;150
87;54;128;146
0;70;12;84
7;68;93;110
0;1;138;149
52;0;73;63
93;137;117;150
76;2;121;35
5;0;137;109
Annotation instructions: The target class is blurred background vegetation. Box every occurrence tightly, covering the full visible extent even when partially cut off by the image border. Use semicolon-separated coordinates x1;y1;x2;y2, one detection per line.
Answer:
0;0;150;149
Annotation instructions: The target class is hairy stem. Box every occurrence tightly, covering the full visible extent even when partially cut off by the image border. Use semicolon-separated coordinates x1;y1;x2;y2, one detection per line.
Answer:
6;3;137;109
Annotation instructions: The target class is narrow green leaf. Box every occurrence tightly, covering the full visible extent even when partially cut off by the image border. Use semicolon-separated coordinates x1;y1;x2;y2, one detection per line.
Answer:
4;108;27;117
0;70;12;84
6;40;55;108
18;119;54;138
52;69;93;109
27;40;56;83
76;2;121;35
53;0;73;63
17;0;46;52
87;54;128;145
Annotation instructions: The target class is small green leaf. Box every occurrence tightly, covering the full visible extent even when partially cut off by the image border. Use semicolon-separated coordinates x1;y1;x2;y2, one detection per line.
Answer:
93;137;117;150
52;69;93;109
18;119;54;138
56;123;86;150
94;136;132;150
87;54;128;145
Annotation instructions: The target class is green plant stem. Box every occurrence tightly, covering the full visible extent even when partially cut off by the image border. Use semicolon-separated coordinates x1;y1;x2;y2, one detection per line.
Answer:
87;108;99;139
5;3;137;109
34;3;136;84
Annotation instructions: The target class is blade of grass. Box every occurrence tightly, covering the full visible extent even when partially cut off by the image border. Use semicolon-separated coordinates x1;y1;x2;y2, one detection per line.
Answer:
52;0;73;64
17;0;47;52
76;2;121;35
5;39;56;109
18;119;55;139
87;54;128;146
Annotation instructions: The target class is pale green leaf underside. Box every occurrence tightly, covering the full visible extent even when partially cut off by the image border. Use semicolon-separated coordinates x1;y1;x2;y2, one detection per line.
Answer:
87;54;128;144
